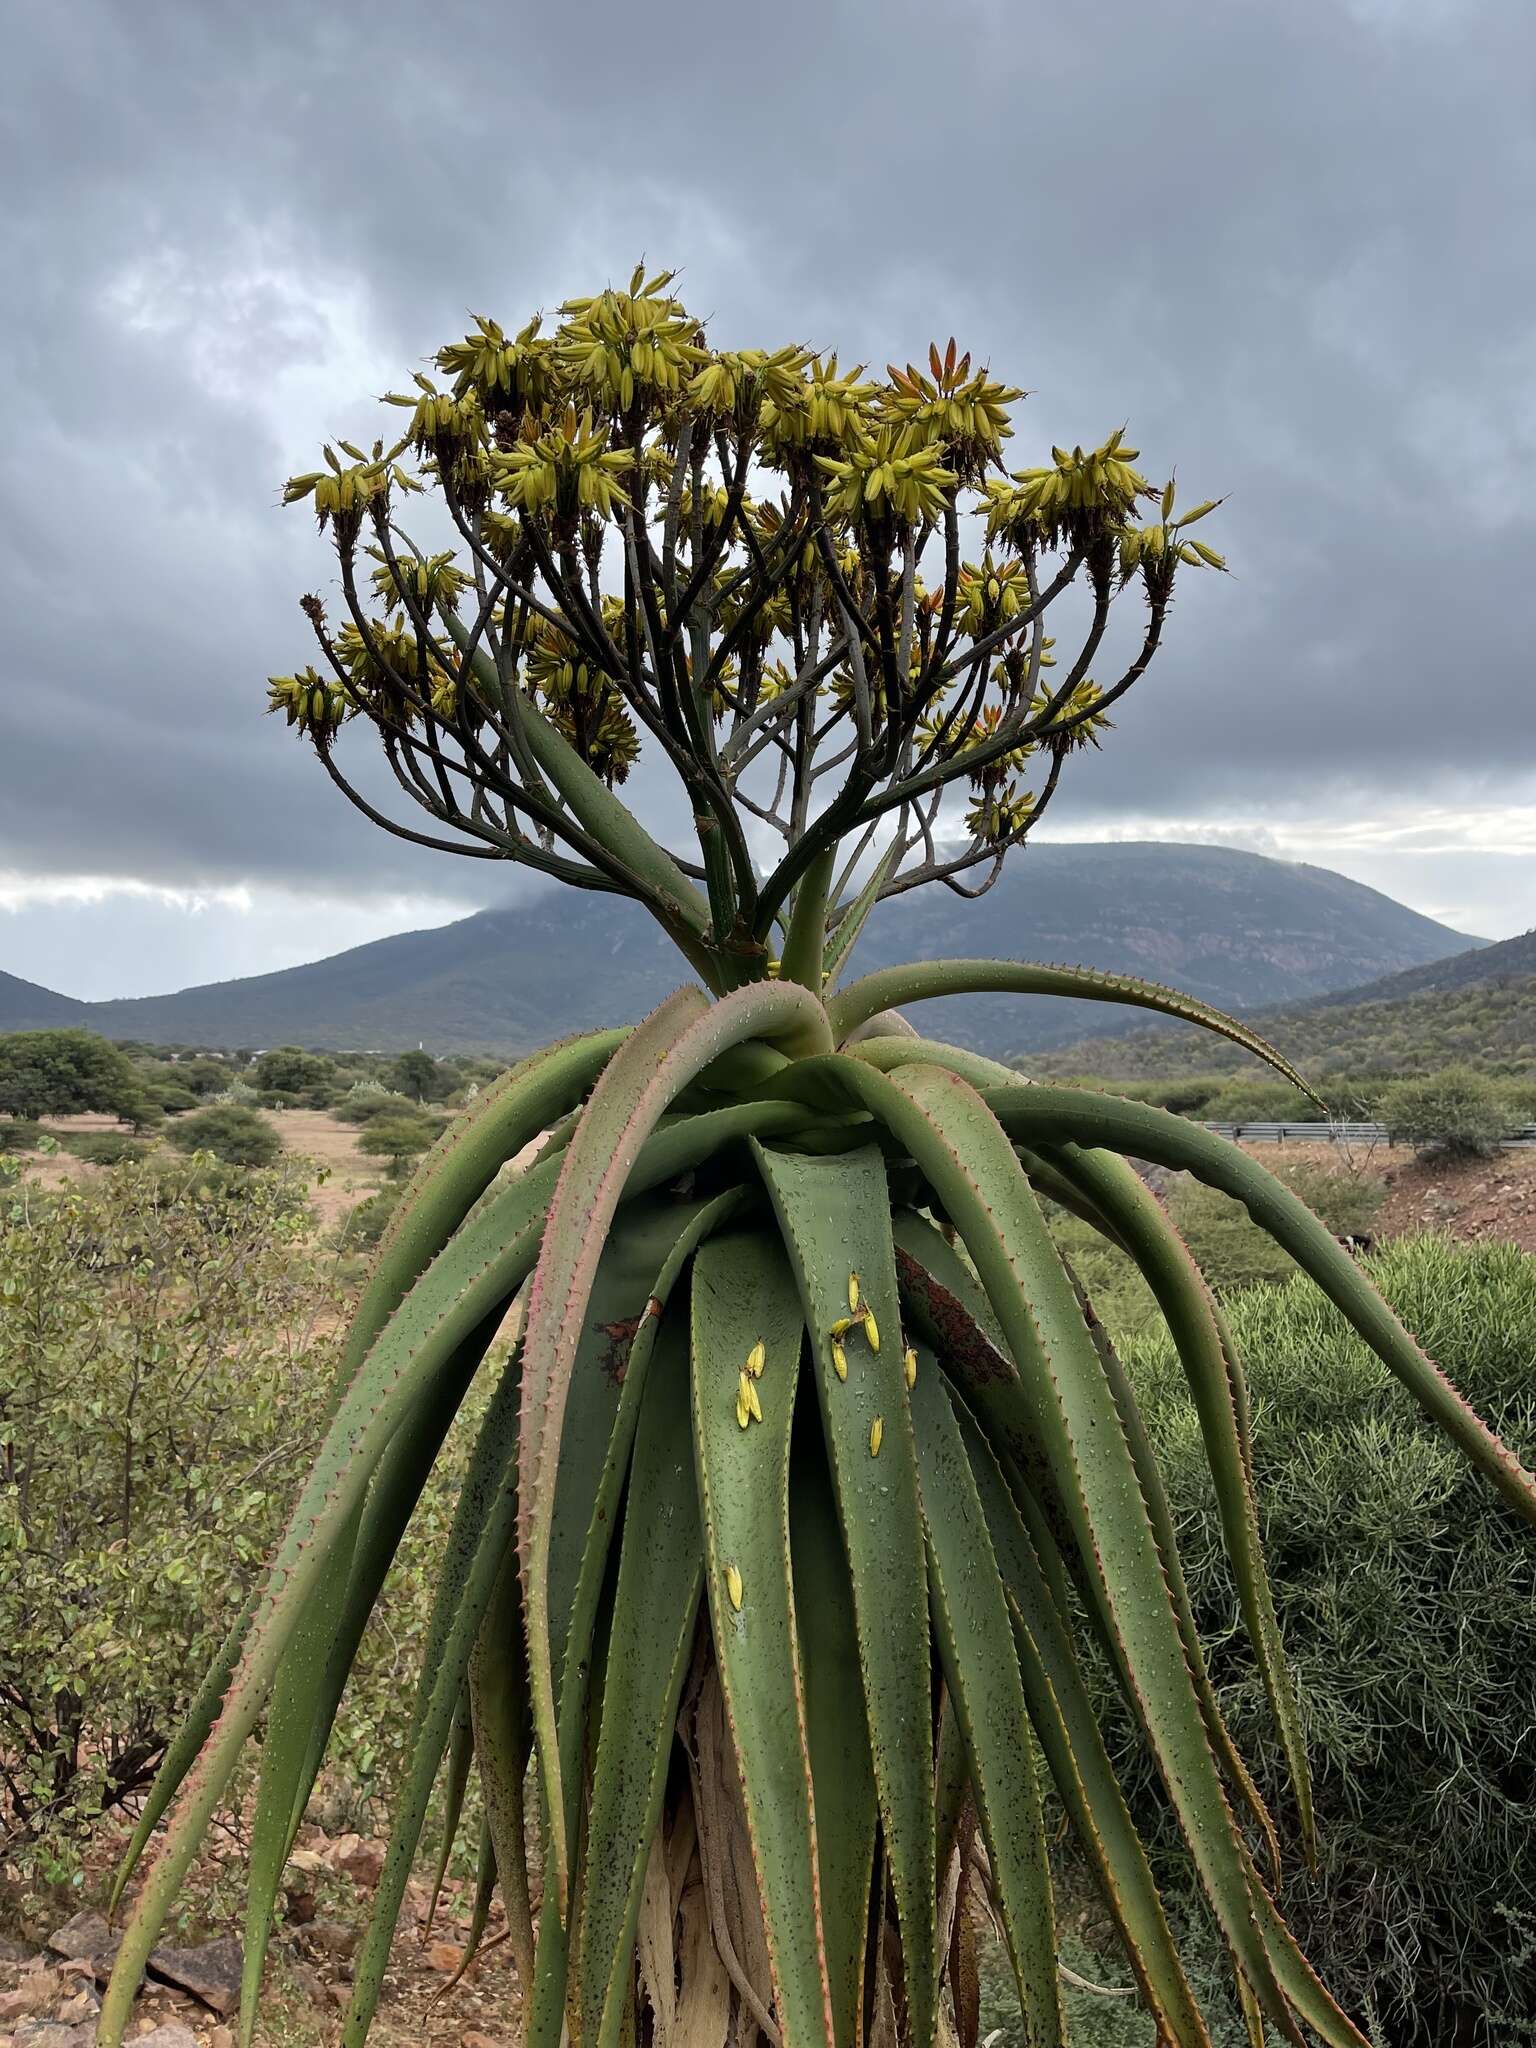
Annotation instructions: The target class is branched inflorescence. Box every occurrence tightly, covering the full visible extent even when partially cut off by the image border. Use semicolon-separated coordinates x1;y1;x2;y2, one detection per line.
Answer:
267;267;1223;981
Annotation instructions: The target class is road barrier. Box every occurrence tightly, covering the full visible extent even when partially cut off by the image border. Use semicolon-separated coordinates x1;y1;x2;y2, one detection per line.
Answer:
1202;1121;1536;1148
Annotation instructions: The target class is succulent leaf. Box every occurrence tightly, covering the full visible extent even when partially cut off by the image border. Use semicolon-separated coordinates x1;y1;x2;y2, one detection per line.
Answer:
909;1358;1064;2047
691;1231;834;2048
752;1141;937;2048
571;1318;704;2048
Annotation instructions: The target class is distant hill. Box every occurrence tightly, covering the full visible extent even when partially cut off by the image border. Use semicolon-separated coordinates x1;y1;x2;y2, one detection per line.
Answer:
1300;925;1536;1008
0;970;89;1031
1036;929;1536;1082
0;843;1482;1059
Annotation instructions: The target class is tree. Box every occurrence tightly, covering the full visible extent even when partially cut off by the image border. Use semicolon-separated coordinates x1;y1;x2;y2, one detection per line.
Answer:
103;270;1536;2048
252;1045;337;1103
0;1028;147;1123
1380;1064;1514;1159
168;1104;283;1168
177;1056;238;1097
389;1048;440;1102
355;1113;437;1178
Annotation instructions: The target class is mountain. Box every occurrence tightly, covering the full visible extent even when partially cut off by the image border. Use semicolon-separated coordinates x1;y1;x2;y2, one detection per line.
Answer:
1036;928;1536;1082
0;970;90;1031
1299;925;1536;1008
0;844;1481;1059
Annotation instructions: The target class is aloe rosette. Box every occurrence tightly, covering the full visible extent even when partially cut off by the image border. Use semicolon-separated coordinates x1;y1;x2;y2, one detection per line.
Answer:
101;272;1536;2046
99;945;1536;2048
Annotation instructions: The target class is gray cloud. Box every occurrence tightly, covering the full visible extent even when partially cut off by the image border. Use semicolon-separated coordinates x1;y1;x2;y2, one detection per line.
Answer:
3;0;1535;980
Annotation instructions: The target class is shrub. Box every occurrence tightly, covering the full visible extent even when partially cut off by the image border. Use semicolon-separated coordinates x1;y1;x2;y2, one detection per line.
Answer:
355;1114;439;1178
335;1183;403;1250
59;1131;152;1166
1379;1065;1515;1158
252;1047;337;1101
1200;1079;1321;1124
131;1065;200;1115
176;1057;239;1098
388;1049;443;1103
0;1030;144;1123
0;1158;339;1876
1112;1237;1536;2044
210;1080;261;1108
168;1104;283;1168
334;1085;414;1126
0;1119;41;1155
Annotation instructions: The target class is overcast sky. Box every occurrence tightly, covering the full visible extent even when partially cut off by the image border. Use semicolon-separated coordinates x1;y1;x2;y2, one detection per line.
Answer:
3;0;1534;998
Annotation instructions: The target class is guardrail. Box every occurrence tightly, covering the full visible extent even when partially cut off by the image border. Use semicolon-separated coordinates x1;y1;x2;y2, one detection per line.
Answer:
1202;1121;1536;1148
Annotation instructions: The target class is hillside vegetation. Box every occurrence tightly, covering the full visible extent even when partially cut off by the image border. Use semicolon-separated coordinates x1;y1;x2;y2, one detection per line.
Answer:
1035;960;1536;1086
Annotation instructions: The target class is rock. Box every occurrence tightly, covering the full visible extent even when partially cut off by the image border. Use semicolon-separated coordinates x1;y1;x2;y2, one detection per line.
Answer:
209;2029;235;2048
462;2032;501;2047
336;1837;385;1888
0;1974;57;2023
282;1961;325;2005
427;1941;464;1974
302;1919;359;1960
281;1885;318;1926
323;1831;364;1870
46;1912;117;1968
12;2022;94;2047
56;1985;101;2024
130;2027;200;2048
0;1934;40;1963
148;1936;242;2015
284;1848;326;1877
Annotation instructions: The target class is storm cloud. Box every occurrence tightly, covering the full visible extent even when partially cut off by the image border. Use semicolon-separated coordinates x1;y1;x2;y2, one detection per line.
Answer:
3;0;1534;992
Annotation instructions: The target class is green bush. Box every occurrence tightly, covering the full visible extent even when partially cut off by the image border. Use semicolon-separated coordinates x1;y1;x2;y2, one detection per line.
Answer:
388;1048;443;1103
1107;1238;1536;2044
1200;1079;1322;1124
0;1153;505;1889
252;1047;337;1103
58;1131;153;1167
0;1031;145;1123
334;1085;414;1126
335;1183;403;1249
168;1104;283;1168
0;1120;41;1155
130;1065;200;1115
355;1113;439;1178
1379;1064;1515;1158
176;1057;240;1098
0;1158;338;1875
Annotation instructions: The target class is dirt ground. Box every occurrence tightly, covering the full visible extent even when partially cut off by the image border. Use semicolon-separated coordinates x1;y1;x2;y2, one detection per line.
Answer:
0;1815;527;2047
1235;1137;1536;1255
21;1108;385;1232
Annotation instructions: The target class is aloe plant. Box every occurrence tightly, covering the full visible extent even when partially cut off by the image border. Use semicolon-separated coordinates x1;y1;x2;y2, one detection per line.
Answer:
102;270;1536;2048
